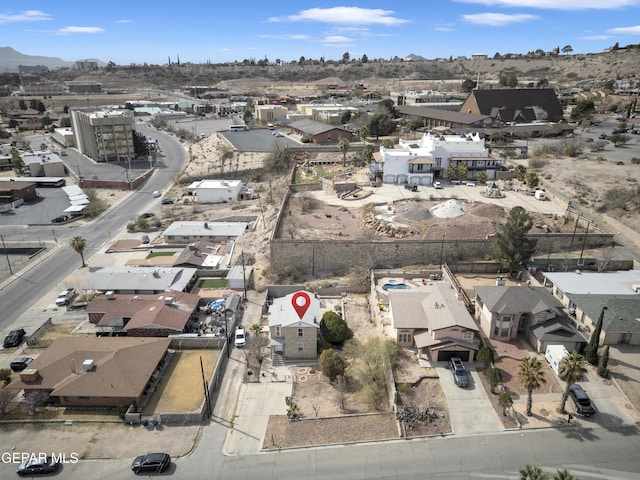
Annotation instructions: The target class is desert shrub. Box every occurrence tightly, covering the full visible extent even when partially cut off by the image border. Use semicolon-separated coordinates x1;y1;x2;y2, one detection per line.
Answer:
319;349;347;381
528;157;548;169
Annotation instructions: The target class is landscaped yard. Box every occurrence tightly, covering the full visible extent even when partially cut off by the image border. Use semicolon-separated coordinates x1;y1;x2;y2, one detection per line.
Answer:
199;278;228;288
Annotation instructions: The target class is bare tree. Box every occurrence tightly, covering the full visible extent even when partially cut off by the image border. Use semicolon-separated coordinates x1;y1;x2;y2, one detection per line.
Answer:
332;375;348;412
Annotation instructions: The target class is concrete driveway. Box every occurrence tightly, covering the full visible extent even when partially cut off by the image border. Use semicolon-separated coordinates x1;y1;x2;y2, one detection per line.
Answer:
435;362;504;434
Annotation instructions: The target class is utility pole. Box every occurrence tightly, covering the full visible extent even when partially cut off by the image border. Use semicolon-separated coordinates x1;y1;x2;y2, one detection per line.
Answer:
241;250;247;301
1;235;12;275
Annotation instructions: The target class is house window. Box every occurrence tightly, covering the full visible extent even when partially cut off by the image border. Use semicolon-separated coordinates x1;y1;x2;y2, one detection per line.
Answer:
297;343;304;352
398;332;412;343
463;331;473;341
275;326;281;337
298;328;303;337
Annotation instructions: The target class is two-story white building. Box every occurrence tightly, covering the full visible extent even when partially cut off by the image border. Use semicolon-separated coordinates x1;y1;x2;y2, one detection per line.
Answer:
186;179;252;204
378;132;504;186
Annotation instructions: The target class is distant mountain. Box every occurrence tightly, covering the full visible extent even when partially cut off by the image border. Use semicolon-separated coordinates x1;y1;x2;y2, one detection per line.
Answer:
403;53;427;61
0;46;104;73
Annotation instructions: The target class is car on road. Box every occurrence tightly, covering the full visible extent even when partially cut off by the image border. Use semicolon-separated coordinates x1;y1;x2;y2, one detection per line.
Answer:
449;357;469;388
3;328;26;348
16;456;60;476
433;181;442;189
161;198;175;205
131;453;171;474
140;212;155;218
599;133;608;139
234;326;246;348
152;190;161;198
569;384;596;416
141;235;150;244
55;288;76;307
10;356;33;372
403;183;418;192
272;131;284;137
465;182;476;187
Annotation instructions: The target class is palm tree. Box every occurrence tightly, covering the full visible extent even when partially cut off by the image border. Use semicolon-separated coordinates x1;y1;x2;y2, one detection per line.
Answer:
518;356;547;417
558;352;587;413
553;468;579;480
518;464;548;480
338;138;350;167
70;236;87;267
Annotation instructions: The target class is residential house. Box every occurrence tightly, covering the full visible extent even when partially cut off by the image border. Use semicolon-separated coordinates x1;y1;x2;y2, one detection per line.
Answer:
378;131;504;185
162;221;249;244
8;337;171;408
86;290;200;337
268;290;320;360
474;285;584;353
288;119;353;144
387;283;479;362
543;270;640;345
459;88;564;124
83;266;198;294
186;179;253;204
172;240;231;269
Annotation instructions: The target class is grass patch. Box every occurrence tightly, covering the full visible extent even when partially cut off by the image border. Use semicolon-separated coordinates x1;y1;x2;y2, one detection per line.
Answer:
146;251;176;258
199;278;228;288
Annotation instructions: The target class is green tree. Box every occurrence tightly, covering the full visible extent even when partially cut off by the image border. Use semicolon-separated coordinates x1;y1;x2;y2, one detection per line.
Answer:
609;133;629;146
552;468;579;480
461;78;477;93
456;163;468;182
477;346;495;370
498;392;513;416
586;306;607;365
524;172;539;188
377;99;397;117
320;311;353;346
338;138;350;167
10;147;23;173
264;143;293;173
364;113;396;139
488;206;538;275
362;144;374;163
486;366;503;394
570;100;595;121
597;345;610;378
70;236;87;267
476;170;488;185
561;45;573;55
243;101;254;125
37;101;46;113
319;349;347;381
518;356;547;417
514;164;527;182
519;465;548;480
340;111;353;124
558;352;588;413
445;164;457;180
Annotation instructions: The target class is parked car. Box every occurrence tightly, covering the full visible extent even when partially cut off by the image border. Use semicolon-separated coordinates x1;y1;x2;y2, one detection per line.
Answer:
140;212;155;219
599;133;608;139
51;215;69;223
161;198;175;205
234;326;246;348
404;183;418;192
569;384;596;416
3;328;26;348
10;356;33;372
272;131;284;137
131;453;171;474
16;456;60;476
141;235;150;244
449;357;469;388
152;190;161;198
465;182;476;187
55;288;76;307
433;181;442;189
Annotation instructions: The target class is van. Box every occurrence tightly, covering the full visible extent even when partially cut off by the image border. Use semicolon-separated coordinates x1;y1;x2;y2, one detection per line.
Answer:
545;344;569;375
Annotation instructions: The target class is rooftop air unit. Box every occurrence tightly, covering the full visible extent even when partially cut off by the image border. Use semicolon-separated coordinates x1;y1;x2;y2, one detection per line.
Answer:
82;359;95;371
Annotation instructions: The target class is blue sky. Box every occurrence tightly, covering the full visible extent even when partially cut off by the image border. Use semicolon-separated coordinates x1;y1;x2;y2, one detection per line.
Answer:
2;1;640;65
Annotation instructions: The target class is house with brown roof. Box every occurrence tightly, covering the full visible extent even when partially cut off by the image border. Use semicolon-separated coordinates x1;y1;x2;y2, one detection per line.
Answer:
288;119;353;144
459;88;564;124
388;283;479;362
396;105;498;130
86;290;200;337
8;337;171;408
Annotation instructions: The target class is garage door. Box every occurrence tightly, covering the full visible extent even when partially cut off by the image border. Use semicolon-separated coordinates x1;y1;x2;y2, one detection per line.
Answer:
437;350;470;362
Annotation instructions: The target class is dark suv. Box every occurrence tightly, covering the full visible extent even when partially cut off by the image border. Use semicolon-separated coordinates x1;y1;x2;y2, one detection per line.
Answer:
449;357;469;388
569;384;596;416
404;183;418;192
3;328;26;348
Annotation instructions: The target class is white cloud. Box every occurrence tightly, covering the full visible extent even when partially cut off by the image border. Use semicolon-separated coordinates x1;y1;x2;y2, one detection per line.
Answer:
257;34;312;40
462;13;537;26
455;0;638;9
0;10;51;24
269;7;408;26
56;26;105;35
582;35;611;40
607;25;640;34
322;35;354;43
115;19;133;24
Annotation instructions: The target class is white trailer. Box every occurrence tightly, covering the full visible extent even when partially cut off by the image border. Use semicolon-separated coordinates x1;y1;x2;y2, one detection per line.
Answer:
545;344;569;375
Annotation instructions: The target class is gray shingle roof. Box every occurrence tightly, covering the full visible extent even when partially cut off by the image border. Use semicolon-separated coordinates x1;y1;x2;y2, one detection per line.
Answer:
474;285;564;315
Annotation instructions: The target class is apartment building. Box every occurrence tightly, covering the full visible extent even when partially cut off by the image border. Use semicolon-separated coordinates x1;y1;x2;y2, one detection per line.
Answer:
70;109;135;162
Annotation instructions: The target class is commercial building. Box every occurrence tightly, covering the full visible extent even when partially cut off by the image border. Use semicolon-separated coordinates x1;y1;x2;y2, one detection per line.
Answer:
70;109;135;162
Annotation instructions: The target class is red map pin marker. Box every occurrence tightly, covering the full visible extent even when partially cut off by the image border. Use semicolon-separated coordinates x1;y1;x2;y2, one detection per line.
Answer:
291;292;311;320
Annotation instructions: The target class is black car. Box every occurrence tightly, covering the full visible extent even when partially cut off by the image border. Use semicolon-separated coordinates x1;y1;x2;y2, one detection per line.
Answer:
161;198;175;205
51;215;69;223
16;456;60;476
140;212;155;218
404;183;418;192
10;356;33;372
569;383;596;416
3;328;26;348
131;453;171;474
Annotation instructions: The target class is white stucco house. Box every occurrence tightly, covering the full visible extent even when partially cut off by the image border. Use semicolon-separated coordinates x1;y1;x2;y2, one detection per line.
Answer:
377;132;505;185
187;179;253;204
